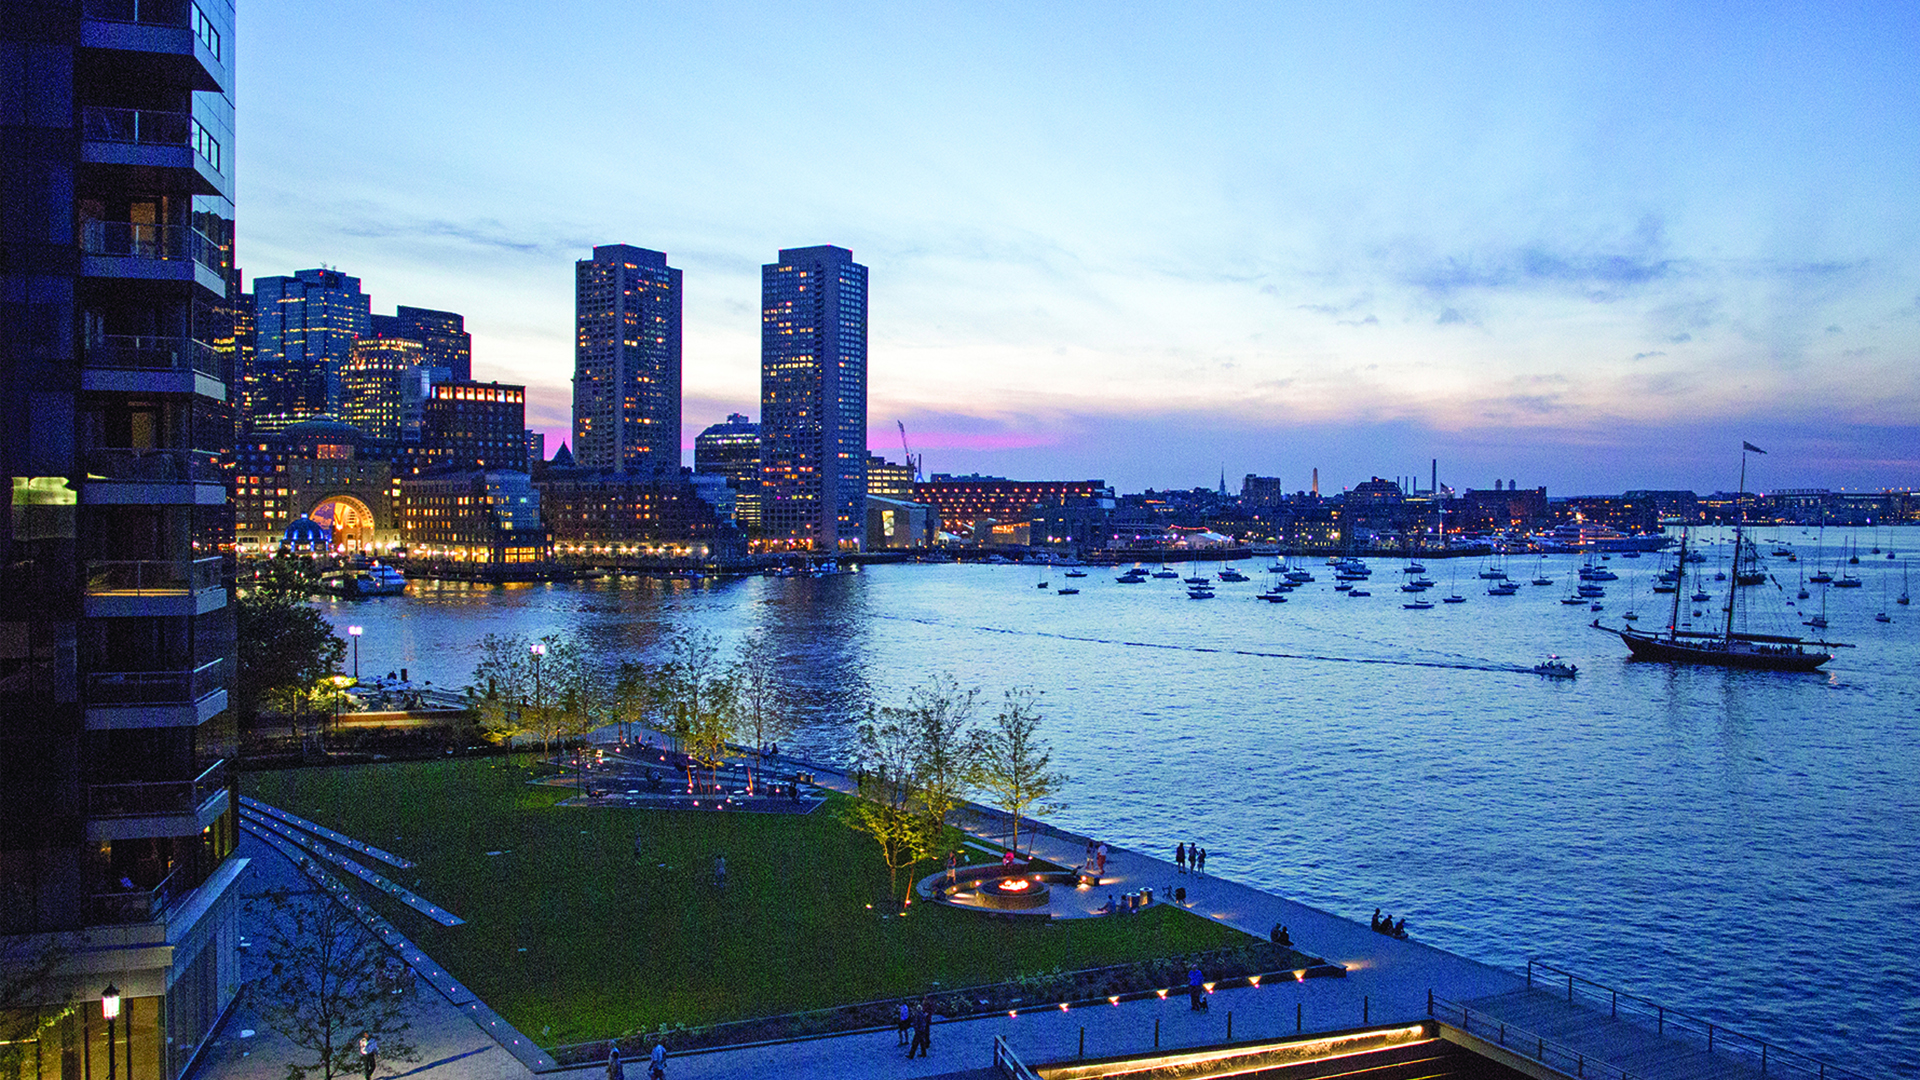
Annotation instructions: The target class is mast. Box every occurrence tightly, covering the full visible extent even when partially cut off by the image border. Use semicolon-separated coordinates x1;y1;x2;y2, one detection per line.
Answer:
1667;528;1688;641
1726;444;1757;645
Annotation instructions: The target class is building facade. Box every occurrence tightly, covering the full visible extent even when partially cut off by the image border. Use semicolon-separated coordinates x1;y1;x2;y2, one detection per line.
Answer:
1;3;246;1077
368;305;469;382
693;413;760;531
913;475;1109;535
418;380;527;472
248;268;370;430
760;246;867;551
572;245;681;475
338;336;422;441
398;469;544;564
537;469;746;560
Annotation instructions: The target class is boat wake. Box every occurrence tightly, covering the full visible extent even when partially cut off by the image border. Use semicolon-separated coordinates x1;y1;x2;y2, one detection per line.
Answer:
876;615;1532;675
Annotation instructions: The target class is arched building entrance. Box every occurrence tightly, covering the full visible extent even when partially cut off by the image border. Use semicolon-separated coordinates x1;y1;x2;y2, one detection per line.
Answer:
308;494;378;551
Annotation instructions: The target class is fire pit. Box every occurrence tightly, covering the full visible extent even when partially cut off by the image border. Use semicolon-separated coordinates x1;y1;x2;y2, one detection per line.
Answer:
977;875;1051;910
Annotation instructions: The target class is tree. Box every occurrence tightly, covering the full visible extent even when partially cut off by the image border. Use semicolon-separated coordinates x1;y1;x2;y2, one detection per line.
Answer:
897;673;980;867
974;689;1068;855
729;636;796;792
0;941;70;1080
235;559;345;738
251;888;415;1080
657;631;727;755
846;708;933;901
468;633;535;760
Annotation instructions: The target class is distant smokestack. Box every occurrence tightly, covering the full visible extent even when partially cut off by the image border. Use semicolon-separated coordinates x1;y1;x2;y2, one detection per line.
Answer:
1431;458;1437;494
1312;468;1319;496
1510;479;1517;492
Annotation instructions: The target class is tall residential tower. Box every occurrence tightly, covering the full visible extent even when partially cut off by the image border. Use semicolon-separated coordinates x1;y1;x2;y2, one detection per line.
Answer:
2;2;245;1076
572;245;681;475
760;246;867;550
247;268;371;430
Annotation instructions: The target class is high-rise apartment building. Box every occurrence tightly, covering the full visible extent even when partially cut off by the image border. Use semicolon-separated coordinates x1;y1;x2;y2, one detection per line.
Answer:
2;3;244;1077
419;381;528;471
572;246;681;475
368;305;470;382
760;246;867;550
249;268;370;430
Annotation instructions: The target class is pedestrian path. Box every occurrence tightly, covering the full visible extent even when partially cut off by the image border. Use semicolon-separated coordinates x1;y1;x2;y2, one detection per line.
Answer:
241;795;416;868
239;804;463;925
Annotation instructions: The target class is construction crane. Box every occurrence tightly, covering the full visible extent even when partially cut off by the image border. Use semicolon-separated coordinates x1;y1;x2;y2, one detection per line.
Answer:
897;420;923;482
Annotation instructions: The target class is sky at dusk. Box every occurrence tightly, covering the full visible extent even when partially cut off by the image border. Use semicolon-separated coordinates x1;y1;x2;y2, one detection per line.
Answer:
237;2;1920;495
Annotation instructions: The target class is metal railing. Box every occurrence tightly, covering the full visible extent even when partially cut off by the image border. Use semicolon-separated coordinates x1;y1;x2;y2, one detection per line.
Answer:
1524;961;1869;1080
85;555;223;596
86;334;224;378
80;220;224;273
1431;992;1637;1080
85;447;224;484
88;866;179;925
993;1035;1043;1080
88;759;228;818
85;657;226;706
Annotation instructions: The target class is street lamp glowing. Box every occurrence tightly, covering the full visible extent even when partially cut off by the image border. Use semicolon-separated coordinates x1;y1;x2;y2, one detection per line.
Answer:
347;625;362;680
101;984;121;1020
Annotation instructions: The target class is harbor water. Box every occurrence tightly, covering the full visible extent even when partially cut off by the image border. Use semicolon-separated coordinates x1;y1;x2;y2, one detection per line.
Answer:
320;527;1920;1073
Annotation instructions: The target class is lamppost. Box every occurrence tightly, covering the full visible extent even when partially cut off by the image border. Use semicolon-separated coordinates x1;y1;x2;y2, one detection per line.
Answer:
101;984;120;1080
347;625;362;681
529;642;546;760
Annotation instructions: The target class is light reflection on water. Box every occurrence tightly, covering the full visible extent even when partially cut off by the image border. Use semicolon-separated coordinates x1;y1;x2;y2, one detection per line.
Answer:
323;532;1919;1073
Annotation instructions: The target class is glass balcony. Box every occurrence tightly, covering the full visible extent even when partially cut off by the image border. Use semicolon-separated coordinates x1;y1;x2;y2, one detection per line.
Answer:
83;657;226;706
80;220;224;274
84;447;224;485
88;760;228;818
85;334;224;379
82;107;223;174
89;866;180;925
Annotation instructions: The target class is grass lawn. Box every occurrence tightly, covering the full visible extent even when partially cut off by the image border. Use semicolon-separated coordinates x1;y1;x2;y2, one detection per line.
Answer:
245;758;1254;1045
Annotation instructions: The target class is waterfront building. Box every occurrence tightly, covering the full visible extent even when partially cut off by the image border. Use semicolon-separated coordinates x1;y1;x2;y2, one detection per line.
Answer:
536;468;746;560
0;4;245;1077
231;419;402;552
249;268;371;430
418;380;528;471
572;245;681;475
866;454;915;499
398;469;544;564
914;475;1109;536
1457;484;1550;533
368;305;470;382
1240;474;1286;507
865;496;938;550
693;413;761;531
339;336;423;441
760;245;867;551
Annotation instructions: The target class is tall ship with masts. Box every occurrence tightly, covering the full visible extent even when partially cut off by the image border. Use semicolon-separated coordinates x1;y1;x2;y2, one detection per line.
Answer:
1596;443;1842;672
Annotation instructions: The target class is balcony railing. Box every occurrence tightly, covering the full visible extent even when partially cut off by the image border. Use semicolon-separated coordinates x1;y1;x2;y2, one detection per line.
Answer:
82;107;223;174
85;447;225;484
84;657;226;706
88;866;180;925
81;0;223;61
85;555;223;596
88;759;228;818
80;220;224;274
85;334;224;378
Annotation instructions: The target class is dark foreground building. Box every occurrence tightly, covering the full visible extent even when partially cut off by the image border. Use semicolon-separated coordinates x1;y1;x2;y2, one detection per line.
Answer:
2;3;245;1078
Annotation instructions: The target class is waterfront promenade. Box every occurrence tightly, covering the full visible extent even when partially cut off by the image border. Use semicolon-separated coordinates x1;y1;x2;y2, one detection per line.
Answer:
191;748;1832;1080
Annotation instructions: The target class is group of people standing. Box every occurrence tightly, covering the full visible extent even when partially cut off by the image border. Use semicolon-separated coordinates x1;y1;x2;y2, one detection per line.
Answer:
1174;841;1208;874
1081;839;1110;876
895;996;935;1058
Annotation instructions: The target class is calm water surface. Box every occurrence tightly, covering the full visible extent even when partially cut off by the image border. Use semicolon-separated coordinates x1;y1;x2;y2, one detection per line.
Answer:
322;528;1920;1073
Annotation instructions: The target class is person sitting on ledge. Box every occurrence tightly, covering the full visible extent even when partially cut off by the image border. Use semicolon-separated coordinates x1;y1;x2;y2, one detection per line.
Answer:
1099;895;1117;914
1371;908;1383;932
1393;917;1408;939
1271;923;1292;947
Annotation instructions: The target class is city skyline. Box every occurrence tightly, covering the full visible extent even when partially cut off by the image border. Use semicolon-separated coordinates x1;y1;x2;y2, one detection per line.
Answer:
238;2;1920;494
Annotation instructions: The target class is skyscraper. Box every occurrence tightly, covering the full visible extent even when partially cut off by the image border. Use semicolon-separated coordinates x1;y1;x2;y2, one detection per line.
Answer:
340;336;424;441
760;246;868;550
369;304;471;381
249;267;371;430
572;245;681;475
1;2;244;1076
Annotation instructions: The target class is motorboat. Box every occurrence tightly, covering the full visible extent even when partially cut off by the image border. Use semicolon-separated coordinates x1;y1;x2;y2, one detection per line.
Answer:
1532;657;1578;679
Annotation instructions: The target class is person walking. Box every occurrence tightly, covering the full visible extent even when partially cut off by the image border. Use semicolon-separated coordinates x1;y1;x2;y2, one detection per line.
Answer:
606;1046;626;1080
358;1033;378;1080
1095;841;1108;876
648;1041;667;1080
896;1001;911;1046
712;852;727;890
1187;964;1206;1011
945;850;959;887
1175;842;1186;873
907;997;933;1058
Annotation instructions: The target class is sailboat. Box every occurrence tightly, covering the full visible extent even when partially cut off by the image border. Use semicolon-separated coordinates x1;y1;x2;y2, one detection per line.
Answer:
1900;560;1912;606
1598;445;1839;672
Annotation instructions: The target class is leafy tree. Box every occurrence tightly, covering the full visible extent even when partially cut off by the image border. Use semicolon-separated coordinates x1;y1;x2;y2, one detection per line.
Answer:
896;673;981;866
235;559;345;737
657;631;727;754
0;941;70;1080
251;887;415;1080
846;708;934;901
729;635;796;791
974;688;1068;855
468;632;535;759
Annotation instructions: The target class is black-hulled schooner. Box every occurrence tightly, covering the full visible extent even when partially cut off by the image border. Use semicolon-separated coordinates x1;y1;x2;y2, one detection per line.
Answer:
1597;444;1842;672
